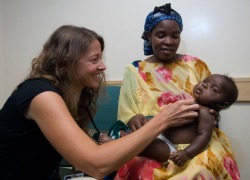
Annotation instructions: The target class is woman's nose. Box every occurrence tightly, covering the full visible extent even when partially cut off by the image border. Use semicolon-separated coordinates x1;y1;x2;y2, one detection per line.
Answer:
164;37;173;45
98;61;106;71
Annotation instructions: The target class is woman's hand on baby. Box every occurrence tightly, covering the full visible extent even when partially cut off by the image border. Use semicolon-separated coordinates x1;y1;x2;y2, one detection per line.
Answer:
159;99;199;128
128;99;199;131
209;109;220;123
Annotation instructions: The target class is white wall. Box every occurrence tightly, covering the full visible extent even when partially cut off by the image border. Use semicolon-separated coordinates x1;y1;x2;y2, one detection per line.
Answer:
1;0;250;178
0;0;4;104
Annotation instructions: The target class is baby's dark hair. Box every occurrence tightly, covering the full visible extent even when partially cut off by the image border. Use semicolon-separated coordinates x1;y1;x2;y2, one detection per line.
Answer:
222;75;238;106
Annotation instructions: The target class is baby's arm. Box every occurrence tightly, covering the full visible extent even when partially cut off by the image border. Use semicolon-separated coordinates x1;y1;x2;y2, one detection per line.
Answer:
170;106;215;166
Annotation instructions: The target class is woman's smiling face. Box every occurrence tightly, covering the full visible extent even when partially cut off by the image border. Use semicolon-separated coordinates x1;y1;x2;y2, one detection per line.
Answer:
76;38;106;88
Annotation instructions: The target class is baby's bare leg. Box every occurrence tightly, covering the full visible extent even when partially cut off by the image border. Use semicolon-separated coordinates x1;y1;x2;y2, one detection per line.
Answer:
140;138;171;162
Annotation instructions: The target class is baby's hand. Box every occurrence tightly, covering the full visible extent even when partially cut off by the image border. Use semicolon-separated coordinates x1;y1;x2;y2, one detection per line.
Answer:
169;150;190;167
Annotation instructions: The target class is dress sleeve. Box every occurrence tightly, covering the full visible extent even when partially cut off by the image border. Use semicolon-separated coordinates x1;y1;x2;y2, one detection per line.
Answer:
117;65;159;124
118;66;141;124
193;58;211;81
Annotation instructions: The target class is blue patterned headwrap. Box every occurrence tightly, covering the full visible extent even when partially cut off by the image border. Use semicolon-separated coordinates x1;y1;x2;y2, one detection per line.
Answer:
142;3;183;55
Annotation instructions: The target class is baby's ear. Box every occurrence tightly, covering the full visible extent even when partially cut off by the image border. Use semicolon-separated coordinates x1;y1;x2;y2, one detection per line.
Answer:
216;102;230;110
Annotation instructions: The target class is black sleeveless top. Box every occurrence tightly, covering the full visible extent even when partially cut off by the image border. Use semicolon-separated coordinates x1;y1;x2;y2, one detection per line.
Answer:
0;78;62;179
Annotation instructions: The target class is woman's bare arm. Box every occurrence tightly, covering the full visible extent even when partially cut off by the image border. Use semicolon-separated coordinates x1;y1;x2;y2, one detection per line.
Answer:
26;92;198;179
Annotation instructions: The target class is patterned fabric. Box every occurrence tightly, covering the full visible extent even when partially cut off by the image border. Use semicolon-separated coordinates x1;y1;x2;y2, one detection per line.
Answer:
118;55;210;124
116;55;240;180
108;120;130;139
153;129;240;180
115;157;161;180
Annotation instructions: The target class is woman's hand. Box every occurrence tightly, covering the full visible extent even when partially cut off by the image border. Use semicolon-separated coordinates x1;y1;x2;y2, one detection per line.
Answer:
158;99;199;129
209;109;219;119
209;109;220;127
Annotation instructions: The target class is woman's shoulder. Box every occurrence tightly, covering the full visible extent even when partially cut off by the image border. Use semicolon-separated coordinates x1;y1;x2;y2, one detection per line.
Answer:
180;54;204;62
16;78;60;96
180;54;209;68
7;78;61;114
20;78;57;88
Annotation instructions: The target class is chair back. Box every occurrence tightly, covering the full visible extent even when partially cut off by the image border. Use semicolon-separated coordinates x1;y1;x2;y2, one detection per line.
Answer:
89;85;121;133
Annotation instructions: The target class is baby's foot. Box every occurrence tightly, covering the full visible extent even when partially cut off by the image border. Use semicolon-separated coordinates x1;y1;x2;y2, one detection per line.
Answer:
98;133;114;144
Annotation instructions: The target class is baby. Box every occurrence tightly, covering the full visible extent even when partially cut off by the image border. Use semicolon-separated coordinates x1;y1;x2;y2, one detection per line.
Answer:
98;74;238;166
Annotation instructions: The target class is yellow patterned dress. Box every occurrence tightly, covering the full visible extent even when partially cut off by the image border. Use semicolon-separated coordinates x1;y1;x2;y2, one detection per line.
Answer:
115;55;240;180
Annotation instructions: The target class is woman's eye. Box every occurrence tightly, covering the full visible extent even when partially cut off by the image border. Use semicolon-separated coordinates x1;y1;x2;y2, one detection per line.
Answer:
91;57;98;63
156;33;164;38
172;33;180;39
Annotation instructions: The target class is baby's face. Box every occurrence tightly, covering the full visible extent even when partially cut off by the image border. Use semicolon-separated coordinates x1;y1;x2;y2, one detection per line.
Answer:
193;74;228;107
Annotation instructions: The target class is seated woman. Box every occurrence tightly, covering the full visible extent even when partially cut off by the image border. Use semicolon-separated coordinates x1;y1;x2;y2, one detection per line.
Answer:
113;3;240;180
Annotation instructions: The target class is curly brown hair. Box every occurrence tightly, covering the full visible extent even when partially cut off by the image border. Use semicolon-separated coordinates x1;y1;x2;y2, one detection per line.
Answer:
28;25;106;132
